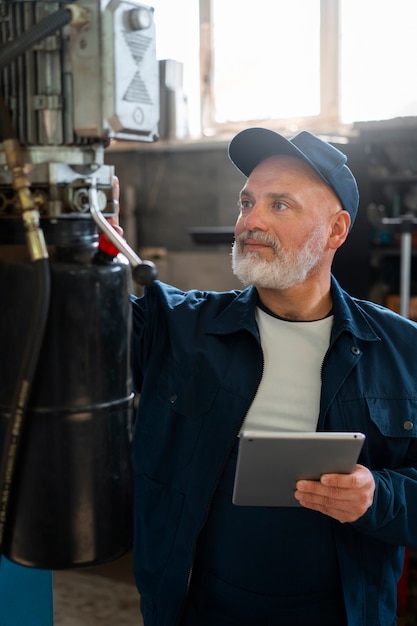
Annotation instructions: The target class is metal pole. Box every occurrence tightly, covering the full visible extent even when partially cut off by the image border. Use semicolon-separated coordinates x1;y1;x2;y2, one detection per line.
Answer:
400;228;412;319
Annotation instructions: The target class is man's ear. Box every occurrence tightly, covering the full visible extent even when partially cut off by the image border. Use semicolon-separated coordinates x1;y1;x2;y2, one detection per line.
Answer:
329;210;350;250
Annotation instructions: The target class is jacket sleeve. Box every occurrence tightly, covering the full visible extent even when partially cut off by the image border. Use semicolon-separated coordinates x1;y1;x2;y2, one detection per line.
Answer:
130;282;168;393
350;458;417;548
329;297;417;548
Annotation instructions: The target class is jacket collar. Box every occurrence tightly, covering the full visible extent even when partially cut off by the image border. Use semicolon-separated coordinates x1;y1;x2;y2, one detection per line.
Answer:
207;286;260;338
207;276;380;344
329;276;380;343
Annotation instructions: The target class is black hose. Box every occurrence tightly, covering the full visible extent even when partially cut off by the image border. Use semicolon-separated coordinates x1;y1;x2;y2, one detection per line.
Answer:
0;258;51;549
0;89;51;551
0;85;17;141
0;4;69;552
0;7;72;71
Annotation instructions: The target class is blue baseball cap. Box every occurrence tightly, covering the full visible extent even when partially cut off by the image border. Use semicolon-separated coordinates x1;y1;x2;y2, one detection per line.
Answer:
228;127;359;229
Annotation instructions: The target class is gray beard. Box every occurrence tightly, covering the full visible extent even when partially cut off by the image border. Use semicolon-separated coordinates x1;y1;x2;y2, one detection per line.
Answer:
231;224;326;290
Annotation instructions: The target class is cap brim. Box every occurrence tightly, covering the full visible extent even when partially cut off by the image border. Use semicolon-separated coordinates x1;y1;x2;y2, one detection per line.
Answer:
228;127;320;180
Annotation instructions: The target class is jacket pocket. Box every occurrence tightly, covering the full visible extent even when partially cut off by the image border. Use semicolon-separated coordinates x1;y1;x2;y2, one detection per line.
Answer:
133;473;184;593
364;397;417;468
366;397;417;438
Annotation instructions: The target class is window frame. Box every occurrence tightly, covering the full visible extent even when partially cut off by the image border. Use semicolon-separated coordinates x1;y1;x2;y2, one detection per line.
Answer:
198;0;346;137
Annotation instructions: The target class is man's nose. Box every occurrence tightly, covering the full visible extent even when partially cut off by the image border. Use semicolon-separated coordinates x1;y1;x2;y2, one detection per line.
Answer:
243;203;269;231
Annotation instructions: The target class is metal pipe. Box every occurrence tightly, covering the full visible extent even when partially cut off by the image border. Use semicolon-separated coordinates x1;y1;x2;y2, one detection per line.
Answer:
400;229;412;318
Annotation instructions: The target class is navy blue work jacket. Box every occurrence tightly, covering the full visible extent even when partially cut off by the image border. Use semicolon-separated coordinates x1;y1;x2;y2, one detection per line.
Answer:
131;276;417;626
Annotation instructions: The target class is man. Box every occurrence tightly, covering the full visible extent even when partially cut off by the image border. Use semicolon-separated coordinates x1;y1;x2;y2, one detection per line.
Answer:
124;128;417;625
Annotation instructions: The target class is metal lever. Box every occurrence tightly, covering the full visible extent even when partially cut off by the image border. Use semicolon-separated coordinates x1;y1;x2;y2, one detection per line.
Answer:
89;183;157;286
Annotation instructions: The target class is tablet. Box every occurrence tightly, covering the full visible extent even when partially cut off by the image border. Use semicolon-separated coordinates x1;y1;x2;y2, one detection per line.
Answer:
232;430;365;507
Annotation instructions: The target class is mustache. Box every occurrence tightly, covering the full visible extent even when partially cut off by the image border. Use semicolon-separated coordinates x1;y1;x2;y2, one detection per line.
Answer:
236;230;280;253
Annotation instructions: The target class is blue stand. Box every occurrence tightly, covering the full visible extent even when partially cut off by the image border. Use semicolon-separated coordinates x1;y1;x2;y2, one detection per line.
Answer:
0;556;53;625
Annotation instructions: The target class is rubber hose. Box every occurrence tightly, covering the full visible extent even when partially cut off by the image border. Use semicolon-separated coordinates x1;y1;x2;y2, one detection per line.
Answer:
0;87;17;141
0;7;72;71
0;258;51;549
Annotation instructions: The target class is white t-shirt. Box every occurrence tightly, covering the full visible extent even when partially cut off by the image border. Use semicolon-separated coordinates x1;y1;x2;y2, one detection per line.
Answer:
241;306;333;433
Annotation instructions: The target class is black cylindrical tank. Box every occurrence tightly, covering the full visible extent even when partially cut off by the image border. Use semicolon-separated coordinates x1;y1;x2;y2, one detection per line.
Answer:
0;217;133;569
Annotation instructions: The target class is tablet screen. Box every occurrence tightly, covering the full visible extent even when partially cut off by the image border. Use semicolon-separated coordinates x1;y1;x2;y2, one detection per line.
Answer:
232;431;365;507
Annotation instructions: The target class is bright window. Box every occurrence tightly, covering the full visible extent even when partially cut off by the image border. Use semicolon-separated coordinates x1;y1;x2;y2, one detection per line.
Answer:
211;0;320;123
340;0;417;123
149;0;417;138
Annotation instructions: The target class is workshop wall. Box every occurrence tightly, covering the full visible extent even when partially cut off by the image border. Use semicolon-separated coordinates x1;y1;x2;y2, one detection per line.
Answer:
105;120;417;300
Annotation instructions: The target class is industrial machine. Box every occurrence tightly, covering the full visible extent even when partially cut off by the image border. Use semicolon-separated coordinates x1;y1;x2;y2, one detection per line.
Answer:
0;0;158;570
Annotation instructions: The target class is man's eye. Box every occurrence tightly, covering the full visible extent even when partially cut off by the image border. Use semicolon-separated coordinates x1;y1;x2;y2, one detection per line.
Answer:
274;201;287;211
239;200;252;210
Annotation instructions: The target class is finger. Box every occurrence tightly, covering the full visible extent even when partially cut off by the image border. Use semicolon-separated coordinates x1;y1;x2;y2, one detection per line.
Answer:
107;217;122;230
294;493;355;523
321;465;374;491
294;484;366;521
107;176;121;229
113;176;120;203
295;481;356;504
295;477;374;522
